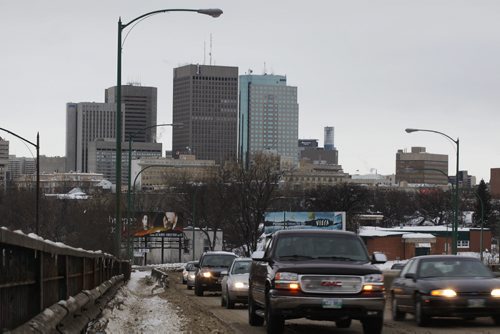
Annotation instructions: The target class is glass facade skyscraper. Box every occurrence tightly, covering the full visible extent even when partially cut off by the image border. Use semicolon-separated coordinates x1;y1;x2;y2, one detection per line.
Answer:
239;74;299;169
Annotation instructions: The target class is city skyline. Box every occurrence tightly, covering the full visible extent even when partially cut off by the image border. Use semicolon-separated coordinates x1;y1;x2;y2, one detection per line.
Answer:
1;0;500;181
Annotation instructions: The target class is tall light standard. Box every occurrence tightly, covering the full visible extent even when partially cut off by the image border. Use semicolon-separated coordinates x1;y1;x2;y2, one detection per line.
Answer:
129;164;163;261
404;167;453;254
472;192;485;261
0;128;39;235
405;128;460;254
126;123;182;259
115;8;223;257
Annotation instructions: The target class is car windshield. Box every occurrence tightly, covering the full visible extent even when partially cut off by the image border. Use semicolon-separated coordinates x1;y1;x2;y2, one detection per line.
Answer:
274;234;369;262
231;260;252;274
201;254;237;267
418;258;494;278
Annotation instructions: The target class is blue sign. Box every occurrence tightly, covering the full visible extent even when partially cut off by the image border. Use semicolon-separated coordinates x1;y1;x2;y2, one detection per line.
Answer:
263;212;346;234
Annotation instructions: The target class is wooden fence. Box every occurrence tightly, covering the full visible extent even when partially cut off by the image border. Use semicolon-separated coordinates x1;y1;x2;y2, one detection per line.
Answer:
0;227;130;331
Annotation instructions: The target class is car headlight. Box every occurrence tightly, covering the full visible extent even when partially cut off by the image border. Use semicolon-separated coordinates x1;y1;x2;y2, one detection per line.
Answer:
233;281;247;289
275;272;300;290
491;289;500;297
431;289;457;297
202;271;212;278
363;274;384;292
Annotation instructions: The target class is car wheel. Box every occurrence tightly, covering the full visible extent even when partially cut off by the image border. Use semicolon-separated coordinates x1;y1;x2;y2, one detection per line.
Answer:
194;283;204;296
361;315;383;334
391;296;405;321
226;291;235;309
221;293;226;307
335;318;351;328
187;285;192;290
415;295;430;327
248;292;264;326
265;294;284;334
492;315;500;325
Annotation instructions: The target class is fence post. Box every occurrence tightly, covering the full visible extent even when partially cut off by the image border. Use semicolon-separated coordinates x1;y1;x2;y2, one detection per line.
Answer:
37;251;45;312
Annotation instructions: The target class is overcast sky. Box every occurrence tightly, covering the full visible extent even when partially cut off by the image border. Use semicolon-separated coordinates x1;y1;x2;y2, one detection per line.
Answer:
1;0;499;182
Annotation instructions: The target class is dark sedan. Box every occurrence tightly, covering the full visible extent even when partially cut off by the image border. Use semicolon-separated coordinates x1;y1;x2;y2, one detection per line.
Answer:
390;255;500;327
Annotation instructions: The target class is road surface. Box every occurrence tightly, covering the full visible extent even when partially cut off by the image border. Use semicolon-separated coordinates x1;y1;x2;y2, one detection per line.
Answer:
174;278;499;334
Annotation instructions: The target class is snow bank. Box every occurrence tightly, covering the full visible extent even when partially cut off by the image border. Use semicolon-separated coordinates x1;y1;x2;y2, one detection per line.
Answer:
91;269;182;333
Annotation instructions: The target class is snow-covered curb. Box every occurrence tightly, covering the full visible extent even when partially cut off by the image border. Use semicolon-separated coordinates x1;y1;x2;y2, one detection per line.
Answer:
88;270;182;333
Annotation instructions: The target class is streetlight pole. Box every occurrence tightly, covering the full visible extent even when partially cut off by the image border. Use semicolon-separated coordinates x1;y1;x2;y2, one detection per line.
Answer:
0;128;40;235
115;8;223;257
404;167;453;254
126;123;181;260
472;192;485;261
192;188;197;261
129;164;164;260
405;128;460;254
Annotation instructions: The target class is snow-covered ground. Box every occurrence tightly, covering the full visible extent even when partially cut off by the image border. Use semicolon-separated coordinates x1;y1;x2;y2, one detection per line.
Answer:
88;269;182;334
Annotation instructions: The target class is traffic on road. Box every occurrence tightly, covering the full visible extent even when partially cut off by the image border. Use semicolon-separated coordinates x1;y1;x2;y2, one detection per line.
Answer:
176;230;500;334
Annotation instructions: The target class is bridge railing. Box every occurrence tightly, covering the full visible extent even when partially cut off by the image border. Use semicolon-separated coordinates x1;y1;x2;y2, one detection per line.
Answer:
0;227;130;331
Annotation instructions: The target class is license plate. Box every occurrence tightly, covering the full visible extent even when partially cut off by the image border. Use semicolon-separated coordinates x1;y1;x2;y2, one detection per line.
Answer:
468;299;485;308
322;298;342;309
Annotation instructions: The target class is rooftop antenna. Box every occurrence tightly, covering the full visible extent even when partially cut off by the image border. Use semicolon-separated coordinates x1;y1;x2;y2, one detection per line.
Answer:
209;33;213;65
263;62;267;74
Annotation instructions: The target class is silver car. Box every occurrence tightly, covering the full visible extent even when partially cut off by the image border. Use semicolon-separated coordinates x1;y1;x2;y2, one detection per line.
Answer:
182;261;198;288
221;257;252;309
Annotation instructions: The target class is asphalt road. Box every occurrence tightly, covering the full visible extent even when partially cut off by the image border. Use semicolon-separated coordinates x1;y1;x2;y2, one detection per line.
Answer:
176;281;500;334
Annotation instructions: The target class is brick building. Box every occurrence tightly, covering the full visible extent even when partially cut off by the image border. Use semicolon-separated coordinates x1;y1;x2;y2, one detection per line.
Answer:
360;226;491;260
491;168;500;199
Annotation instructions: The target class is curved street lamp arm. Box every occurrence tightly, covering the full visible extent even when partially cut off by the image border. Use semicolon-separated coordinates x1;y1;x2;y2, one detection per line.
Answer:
121;8;222;29
405;128;458;145
0;127;37;148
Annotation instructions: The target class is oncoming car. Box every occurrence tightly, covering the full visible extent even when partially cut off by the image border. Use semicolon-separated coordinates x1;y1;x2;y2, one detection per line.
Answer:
182;261;198;284
221;257;252;309
390;255;500;326
194;251;238;296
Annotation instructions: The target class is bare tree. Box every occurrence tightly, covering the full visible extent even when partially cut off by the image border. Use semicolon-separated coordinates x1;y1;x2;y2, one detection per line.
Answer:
226;154;282;255
304;183;370;231
372;188;416;227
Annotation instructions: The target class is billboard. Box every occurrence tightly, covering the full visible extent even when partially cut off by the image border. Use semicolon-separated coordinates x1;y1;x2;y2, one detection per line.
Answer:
132;211;182;237
263;211;346;234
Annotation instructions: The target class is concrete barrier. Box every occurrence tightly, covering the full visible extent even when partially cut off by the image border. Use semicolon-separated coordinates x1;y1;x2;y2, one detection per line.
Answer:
8;304;67;334
9;275;124;334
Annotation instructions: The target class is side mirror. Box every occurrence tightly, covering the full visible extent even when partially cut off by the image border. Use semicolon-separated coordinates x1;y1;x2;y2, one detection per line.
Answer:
371;252;387;264
404;273;416;281
251;250;265;261
221;270;228;276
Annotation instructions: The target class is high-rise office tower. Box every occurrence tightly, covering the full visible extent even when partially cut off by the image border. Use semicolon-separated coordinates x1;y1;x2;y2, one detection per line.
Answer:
65;102;120;173
105;84;157;143
0;138;8;188
172;64;238;164
239;74;299;169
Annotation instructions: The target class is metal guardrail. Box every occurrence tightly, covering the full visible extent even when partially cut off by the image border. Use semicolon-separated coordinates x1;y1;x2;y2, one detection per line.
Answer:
0;227;131;331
